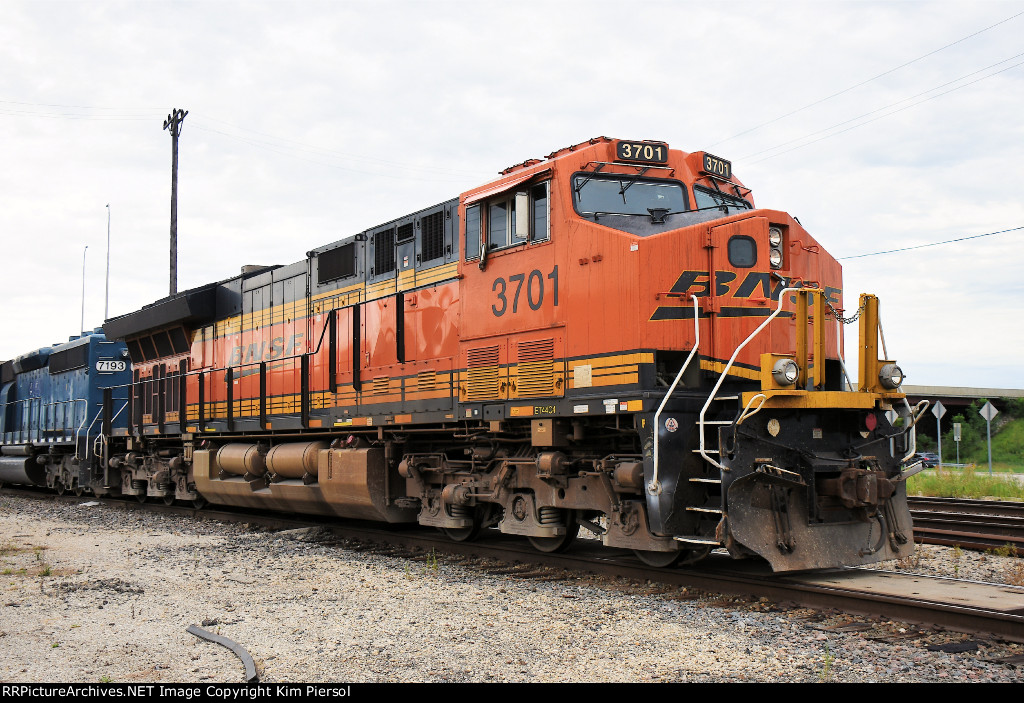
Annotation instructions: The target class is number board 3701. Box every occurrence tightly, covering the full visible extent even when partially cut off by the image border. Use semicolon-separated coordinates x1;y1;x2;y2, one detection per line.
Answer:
701;153;732;179
615;141;668;164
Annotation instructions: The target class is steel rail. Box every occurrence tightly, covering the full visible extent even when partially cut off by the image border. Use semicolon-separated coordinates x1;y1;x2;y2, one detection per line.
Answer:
908;496;1024;551
9;486;1024;643
908;496;1024;519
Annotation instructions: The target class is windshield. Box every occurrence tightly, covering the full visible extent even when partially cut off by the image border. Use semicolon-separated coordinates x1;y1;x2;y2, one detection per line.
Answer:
573;174;688;217
693;185;752;213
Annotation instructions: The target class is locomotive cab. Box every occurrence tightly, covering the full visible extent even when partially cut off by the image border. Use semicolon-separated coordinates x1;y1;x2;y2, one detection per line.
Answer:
450;137;918;569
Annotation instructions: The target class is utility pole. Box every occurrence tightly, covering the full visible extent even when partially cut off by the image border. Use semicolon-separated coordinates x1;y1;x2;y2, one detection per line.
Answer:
105;203;111;320
163;108;188;296
81;245;89;335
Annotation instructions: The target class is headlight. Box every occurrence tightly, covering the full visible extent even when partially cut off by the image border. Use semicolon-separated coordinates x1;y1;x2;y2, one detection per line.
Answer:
878;363;904;390
769;249;783;269
772;358;800;386
768;227;783;247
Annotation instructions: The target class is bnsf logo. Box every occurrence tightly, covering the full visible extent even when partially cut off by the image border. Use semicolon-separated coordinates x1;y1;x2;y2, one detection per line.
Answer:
669;270;841;304
650;270;843;321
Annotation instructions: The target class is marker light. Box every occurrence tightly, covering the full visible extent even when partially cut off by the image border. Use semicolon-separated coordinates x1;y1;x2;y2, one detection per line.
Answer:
878;363;904;390
772;358;800;386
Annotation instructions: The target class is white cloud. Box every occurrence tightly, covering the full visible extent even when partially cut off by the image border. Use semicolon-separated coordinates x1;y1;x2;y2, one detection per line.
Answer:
1;0;1022;388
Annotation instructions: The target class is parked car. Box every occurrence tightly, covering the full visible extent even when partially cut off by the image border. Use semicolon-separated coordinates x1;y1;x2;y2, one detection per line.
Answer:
914;452;940;468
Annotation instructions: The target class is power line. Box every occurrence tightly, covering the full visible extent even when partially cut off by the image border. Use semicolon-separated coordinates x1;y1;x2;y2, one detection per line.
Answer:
0;98;485;181
192;115;483;178
710;10;1024;148
188;121;482;182
740;52;1024;163
189;123;480;184
838;226;1024;260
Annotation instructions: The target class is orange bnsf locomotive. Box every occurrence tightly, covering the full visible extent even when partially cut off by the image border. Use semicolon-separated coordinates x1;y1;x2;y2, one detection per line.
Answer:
86;137;923;571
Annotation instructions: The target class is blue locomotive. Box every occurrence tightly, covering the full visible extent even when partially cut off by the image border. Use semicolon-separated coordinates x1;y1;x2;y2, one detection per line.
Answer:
0;331;132;495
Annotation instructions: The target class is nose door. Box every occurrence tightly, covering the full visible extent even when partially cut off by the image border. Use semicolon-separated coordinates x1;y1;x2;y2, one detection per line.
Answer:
703;217;773;377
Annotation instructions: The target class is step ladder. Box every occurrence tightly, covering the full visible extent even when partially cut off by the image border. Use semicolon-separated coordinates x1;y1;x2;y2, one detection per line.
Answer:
652;286;804;547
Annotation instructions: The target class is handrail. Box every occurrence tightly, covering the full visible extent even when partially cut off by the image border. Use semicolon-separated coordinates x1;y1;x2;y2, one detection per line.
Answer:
0;397;88;446
648;295;700;497
68;398;91;457
92;400;129;458
901;398;930;464
113;309;337;426
698;286;801;472
79;398;130;460
0;397;40;445
78;406;103;460
736;393;767;426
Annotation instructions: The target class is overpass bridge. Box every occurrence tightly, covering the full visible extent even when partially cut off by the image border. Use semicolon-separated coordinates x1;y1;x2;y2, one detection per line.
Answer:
901;385;1024;412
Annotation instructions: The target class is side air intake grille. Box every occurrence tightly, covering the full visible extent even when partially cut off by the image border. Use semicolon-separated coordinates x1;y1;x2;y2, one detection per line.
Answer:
516;339;555;397
465;346;500;402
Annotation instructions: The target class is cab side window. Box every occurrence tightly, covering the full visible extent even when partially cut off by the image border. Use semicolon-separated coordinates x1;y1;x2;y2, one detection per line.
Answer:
531;183;549;241
488;182;550;250
489;200;510;248
465;205;481;261
465;181;551;260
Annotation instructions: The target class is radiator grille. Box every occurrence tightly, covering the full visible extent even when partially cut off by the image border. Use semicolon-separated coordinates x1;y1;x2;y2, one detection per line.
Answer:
516;339;555;397
465;345;500;401
374;228;395;274
421;211;445;262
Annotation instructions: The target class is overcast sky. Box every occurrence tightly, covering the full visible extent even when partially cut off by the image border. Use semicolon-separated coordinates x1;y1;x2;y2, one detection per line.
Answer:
2;0;1023;389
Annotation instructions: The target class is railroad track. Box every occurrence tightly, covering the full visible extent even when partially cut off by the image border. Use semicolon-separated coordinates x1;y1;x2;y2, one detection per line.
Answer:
7;487;1023;644
908;496;1024;552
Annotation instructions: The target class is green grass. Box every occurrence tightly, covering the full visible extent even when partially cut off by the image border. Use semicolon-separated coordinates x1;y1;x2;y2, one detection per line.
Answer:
908;465;1024;500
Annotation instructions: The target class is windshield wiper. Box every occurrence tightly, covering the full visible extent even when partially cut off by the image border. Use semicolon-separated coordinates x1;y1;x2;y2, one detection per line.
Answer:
589;210;686;222
573;164;606;194
616;167;651;201
692;202;749;214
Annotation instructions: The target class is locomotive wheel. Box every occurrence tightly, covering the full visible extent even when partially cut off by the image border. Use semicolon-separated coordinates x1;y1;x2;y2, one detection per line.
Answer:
192;497;208;510
74;486;84;497
633;546;712;568
135;493;147;503
440;505;494;542
54;480;66;496
441;523;481;542
527;510;579;553
163;494;176;506
633;550;684;568
678;546;712;566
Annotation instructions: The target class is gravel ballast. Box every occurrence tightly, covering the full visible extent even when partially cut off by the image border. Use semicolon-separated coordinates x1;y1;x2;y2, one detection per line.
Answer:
0;493;1021;683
